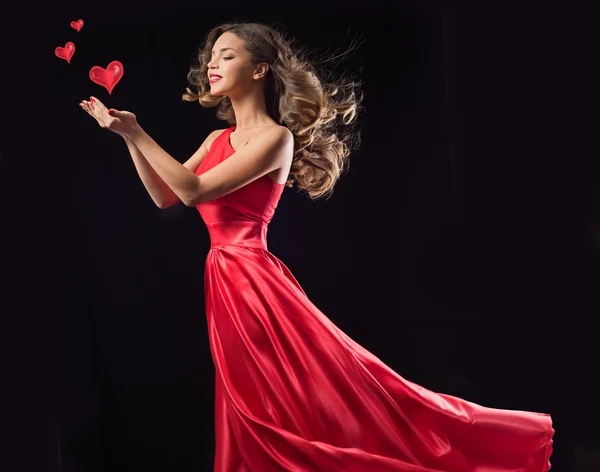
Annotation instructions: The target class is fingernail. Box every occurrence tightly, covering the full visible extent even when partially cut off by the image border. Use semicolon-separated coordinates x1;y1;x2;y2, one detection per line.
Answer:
108;110;113;115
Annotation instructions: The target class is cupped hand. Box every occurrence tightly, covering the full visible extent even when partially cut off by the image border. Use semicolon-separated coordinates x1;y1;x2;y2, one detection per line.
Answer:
80;96;140;139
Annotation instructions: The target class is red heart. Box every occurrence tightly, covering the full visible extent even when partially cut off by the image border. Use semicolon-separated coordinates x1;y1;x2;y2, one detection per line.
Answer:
55;42;75;63
89;61;124;95
70;19;84;32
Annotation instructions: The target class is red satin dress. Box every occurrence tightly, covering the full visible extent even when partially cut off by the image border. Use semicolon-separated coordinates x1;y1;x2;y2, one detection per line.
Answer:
195;126;554;471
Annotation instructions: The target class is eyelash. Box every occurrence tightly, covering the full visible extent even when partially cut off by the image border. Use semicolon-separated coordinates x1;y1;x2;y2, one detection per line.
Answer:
223;57;234;60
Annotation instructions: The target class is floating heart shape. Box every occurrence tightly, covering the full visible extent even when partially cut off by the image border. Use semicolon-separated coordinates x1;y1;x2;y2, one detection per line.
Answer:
70;19;84;32
89;61;124;95
55;42;75;63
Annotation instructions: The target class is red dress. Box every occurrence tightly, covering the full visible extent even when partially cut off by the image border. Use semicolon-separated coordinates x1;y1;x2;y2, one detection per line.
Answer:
195;126;554;472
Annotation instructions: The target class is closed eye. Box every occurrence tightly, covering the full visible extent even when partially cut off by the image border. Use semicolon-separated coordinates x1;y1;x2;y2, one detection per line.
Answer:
223;56;234;60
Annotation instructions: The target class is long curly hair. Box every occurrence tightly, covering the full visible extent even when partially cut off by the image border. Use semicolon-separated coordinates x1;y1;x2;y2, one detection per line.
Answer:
181;22;365;200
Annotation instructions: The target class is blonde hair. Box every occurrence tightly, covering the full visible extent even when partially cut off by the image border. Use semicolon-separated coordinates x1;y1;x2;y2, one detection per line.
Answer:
182;22;364;200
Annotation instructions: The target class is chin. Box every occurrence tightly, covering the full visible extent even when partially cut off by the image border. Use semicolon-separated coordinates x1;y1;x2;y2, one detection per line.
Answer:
209;85;228;97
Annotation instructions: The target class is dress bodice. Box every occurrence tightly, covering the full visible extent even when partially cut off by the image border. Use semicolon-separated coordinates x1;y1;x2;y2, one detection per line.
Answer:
194;126;285;250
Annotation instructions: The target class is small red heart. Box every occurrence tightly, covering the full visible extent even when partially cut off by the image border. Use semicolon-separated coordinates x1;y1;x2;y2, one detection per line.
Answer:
70;19;84;32
55;42;75;63
89;61;124;95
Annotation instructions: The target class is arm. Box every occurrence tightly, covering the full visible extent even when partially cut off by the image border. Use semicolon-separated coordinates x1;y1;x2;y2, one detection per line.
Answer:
123;129;223;209
128;126;293;207
80;98;222;208
122;136;177;208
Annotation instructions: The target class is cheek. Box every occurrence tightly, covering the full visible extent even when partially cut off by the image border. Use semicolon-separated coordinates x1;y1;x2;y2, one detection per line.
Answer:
237;66;256;83
228;63;243;75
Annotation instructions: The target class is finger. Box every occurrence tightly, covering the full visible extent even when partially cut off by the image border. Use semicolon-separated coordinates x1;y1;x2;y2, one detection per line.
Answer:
81;101;104;126
88;102;105;125
80;100;91;114
90;97;107;112
85;100;96;117
90;101;104;121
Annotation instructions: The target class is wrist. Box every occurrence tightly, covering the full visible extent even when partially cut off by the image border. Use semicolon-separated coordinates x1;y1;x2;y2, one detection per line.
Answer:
127;125;144;143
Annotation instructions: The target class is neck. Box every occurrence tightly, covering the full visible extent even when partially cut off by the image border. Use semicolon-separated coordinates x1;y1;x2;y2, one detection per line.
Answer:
229;89;276;129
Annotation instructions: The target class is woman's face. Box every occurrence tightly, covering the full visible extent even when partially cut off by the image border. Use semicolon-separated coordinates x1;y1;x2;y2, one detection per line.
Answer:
207;32;257;97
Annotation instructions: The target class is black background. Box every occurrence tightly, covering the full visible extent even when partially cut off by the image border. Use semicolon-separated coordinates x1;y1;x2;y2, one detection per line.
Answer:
2;1;598;471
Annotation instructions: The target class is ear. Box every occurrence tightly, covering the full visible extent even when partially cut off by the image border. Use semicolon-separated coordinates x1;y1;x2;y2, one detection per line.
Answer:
253;62;269;80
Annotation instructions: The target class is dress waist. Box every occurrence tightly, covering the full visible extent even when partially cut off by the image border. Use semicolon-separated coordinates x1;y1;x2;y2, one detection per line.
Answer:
206;221;268;249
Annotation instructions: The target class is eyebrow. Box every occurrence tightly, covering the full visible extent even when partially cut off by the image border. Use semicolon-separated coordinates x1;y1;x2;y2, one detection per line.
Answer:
211;47;237;55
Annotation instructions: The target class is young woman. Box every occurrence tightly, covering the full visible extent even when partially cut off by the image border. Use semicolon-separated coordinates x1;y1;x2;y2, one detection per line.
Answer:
80;21;554;472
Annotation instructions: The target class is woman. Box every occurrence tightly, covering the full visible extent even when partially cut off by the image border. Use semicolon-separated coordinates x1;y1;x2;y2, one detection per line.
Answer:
80;21;554;472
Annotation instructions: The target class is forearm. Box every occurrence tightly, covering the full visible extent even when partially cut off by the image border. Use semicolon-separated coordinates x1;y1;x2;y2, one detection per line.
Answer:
123;137;182;208
128;127;200;207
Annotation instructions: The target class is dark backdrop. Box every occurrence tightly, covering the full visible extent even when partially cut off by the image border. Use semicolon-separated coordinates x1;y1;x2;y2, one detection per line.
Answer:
2;1;598;471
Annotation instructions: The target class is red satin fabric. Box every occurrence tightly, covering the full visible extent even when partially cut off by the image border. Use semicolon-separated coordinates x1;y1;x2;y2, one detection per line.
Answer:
195;127;554;471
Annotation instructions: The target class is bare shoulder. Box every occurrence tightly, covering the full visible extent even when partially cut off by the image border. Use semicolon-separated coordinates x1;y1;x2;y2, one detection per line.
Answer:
272;125;293;140
254;125;294;149
231;125;293;157
265;126;294;163
274;125;294;154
